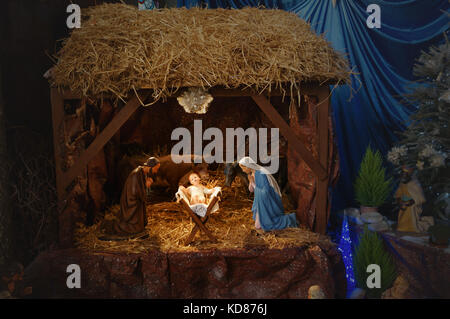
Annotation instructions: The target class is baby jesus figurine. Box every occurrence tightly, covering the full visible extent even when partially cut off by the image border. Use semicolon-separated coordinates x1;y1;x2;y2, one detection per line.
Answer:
178;172;216;204
176;172;221;217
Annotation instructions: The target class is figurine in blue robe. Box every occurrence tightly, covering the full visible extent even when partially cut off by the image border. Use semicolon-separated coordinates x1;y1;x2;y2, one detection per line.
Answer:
238;157;298;231
138;0;157;10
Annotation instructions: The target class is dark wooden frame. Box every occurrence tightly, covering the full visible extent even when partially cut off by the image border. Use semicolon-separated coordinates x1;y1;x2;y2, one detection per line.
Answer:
50;83;332;240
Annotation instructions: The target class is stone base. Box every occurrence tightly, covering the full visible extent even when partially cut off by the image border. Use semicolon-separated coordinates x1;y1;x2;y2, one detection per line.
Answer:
23;244;346;299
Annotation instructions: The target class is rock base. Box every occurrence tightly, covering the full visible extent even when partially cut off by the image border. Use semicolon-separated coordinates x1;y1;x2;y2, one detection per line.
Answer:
23;244;346;299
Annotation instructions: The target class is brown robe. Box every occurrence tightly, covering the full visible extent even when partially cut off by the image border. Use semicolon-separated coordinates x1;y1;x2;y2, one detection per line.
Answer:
113;166;148;235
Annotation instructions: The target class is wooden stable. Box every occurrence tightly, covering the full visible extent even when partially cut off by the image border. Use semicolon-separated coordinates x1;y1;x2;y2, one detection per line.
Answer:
50;83;334;246
47;5;349;247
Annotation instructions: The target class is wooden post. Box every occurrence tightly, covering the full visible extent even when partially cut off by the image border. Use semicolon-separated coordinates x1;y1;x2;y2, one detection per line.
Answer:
315;86;331;234
50;88;66;210
62;91;150;191
251;95;327;180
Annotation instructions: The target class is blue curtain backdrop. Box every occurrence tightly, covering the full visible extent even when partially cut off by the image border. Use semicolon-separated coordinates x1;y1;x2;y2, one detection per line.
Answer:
177;0;449;211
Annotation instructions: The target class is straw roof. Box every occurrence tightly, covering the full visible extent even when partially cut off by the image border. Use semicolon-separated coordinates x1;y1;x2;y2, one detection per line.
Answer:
51;4;350;103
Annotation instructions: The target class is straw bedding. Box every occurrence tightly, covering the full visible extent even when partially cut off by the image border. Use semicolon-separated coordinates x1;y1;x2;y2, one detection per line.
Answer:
74;170;331;253
51;4;350;104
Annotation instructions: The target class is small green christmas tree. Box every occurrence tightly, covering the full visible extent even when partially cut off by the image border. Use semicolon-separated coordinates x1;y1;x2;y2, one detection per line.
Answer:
355;146;393;208
353;226;397;298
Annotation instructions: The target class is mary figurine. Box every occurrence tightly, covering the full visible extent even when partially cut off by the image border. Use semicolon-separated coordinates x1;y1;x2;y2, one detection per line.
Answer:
238;157;298;231
138;0;157;10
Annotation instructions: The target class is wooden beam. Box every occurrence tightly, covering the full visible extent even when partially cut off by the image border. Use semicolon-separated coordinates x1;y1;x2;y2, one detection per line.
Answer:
251;95;327;180
208;83;335;98
60;89;83;100
55;82;336;100
61;91;150;191
211;87;290;97
50;88;66;209
314;86;331;234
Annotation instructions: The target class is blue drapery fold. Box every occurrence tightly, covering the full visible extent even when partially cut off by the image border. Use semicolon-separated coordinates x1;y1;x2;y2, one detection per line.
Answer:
177;0;449;210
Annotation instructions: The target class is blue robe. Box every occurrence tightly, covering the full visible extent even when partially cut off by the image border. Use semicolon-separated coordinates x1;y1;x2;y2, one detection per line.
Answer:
252;170;298;231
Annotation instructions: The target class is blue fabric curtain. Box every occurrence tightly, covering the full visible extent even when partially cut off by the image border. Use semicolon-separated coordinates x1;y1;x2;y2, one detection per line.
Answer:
177;0;449;211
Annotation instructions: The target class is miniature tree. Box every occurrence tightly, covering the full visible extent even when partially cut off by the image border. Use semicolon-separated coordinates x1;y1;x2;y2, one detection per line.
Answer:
353;226;397;298
355;146;393;209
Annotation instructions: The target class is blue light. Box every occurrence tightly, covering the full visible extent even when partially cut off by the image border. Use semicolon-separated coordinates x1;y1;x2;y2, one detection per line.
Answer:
337;215;356;295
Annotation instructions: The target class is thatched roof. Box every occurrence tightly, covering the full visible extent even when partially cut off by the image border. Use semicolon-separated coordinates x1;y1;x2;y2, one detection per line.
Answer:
51;3;350;103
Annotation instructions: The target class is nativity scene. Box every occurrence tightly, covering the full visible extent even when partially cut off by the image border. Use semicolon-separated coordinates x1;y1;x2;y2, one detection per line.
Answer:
1;0;448;301
40;4;348;298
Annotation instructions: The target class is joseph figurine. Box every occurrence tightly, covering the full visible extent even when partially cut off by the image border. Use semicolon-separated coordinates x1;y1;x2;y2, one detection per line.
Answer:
110;157;160;236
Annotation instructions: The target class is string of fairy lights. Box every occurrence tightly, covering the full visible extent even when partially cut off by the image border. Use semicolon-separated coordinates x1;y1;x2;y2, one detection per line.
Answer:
337;214;356;293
